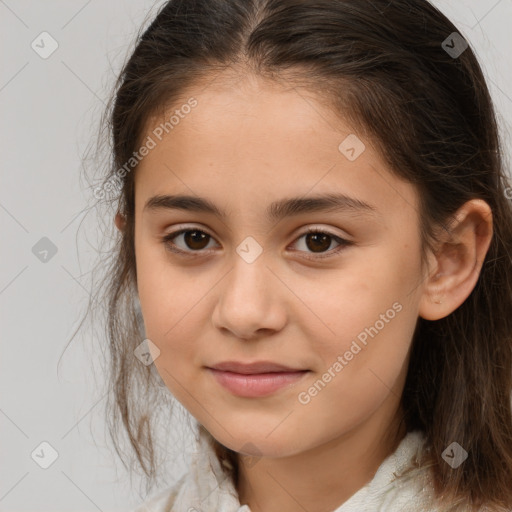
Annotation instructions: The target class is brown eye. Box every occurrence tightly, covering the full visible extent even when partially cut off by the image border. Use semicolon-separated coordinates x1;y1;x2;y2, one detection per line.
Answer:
182;230;210;250
162;228;217;254
290;228;351;259
304;232;332;253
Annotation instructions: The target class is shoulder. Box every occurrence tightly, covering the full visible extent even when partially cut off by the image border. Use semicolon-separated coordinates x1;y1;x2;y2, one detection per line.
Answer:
130;473;187;512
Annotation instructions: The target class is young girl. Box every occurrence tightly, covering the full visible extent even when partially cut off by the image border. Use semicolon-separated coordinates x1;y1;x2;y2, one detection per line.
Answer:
84;0;512;510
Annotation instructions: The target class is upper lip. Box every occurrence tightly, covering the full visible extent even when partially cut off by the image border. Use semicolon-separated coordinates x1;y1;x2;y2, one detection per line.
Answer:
208;361;307;374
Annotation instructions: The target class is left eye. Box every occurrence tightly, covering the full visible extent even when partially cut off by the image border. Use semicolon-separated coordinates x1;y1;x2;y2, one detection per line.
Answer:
161;227;351;259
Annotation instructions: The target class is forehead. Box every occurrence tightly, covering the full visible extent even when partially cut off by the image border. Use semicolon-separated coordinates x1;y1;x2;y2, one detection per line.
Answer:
134;72;419;222
142;71;346;157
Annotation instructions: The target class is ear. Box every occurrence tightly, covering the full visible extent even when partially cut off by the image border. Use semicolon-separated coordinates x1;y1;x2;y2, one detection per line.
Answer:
418;199;493;321
115;211;126;231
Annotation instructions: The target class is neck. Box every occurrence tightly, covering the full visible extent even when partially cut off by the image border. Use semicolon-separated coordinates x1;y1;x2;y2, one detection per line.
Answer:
236;398;407;512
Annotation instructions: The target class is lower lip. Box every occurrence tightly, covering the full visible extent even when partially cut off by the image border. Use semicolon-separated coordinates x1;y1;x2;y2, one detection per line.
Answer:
207;368;309;397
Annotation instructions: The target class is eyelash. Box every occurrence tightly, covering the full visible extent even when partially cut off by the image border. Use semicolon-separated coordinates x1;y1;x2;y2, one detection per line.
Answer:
161;226;352;260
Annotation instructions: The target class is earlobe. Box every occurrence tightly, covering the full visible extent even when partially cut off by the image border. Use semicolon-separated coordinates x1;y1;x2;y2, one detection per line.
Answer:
418;199;493;321
115;211;126;231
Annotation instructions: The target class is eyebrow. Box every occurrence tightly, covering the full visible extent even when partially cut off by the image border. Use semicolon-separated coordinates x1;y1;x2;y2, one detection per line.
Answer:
143;193;378;222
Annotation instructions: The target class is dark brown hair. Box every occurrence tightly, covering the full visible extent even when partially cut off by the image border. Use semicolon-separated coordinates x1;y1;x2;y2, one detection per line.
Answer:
76;0;512;509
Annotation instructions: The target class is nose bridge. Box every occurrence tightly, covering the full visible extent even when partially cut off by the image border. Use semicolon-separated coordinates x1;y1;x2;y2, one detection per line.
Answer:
212;244;286;338
223;243;271;309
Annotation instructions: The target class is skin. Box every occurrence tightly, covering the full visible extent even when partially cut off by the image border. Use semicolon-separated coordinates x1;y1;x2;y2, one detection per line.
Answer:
115;72;493;512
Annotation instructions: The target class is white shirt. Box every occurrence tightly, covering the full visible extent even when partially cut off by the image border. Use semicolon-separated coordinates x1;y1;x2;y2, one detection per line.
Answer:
132;427;439;512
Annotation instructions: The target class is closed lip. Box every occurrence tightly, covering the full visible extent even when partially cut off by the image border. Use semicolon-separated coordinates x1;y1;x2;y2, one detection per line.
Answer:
207;361;307;374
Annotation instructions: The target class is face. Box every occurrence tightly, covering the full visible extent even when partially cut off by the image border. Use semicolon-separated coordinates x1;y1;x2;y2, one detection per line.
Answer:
132;72;427;458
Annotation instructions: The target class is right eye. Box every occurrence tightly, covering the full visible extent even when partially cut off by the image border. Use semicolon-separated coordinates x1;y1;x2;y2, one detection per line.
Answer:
161;228;218;256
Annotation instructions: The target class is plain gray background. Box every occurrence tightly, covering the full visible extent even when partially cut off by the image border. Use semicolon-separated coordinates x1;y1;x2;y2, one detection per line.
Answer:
1;1;511;511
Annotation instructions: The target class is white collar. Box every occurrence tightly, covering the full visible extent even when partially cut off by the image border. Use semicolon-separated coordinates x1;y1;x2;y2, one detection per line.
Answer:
162;425;432;512
171;424;250;512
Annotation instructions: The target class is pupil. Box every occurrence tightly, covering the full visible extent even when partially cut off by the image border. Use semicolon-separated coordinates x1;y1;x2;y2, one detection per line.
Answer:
306;233;330;253
185;230;208;250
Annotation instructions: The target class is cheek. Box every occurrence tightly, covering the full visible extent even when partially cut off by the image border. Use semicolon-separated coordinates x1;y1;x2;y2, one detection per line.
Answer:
136;236;199;334
298;308;415;436
303;240;421;353
135;248;227;403
294;290;417;440
135;244;196;365
298;242;421;412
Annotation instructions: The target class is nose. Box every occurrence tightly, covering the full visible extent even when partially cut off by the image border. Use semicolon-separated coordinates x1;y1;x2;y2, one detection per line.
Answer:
211;256;288;341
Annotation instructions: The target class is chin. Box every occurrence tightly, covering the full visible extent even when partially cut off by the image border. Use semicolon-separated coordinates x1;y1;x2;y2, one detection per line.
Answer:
204;418;306;458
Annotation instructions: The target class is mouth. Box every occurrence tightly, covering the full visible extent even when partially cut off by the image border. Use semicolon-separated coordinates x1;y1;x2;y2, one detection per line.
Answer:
205;360;310;398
